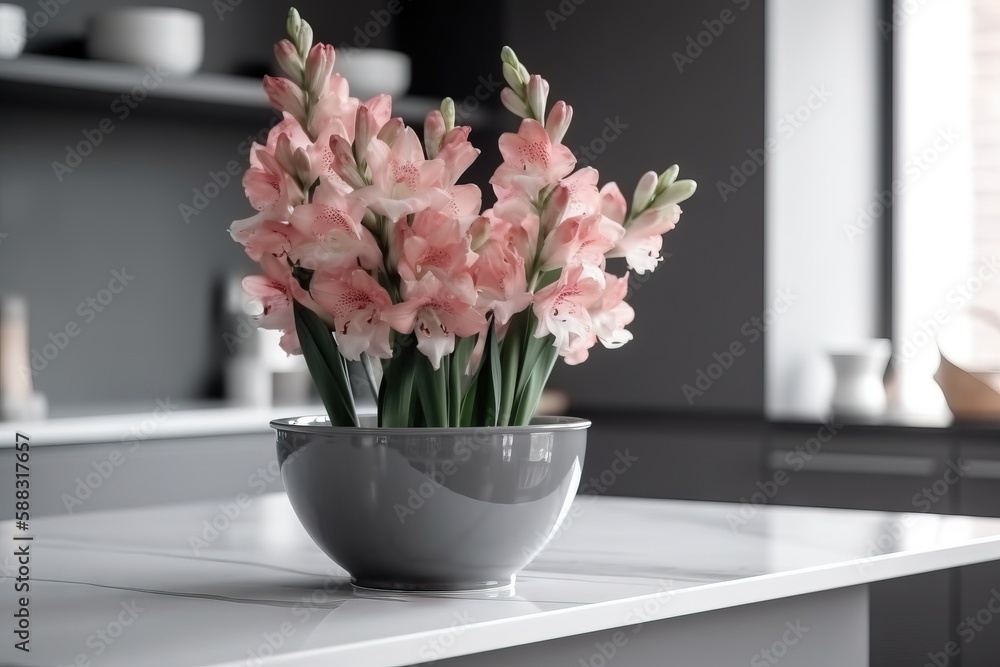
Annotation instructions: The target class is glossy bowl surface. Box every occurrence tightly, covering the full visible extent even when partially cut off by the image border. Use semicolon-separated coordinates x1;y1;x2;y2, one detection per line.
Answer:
273;416;588;591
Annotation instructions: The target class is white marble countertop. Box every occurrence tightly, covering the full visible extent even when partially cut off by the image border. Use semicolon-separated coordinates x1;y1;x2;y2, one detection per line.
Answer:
2;494;1000;667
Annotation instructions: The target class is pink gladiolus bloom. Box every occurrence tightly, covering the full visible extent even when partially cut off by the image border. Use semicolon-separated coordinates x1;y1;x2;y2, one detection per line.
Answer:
310;73;359;141
353;129;450;220
560;167;603;219
382;273;487;369
532;263;604;353
591;272;635;349
491;119;576;198
287;182;382;271
396;209;471;284
243;146;302;220
609;204;682;274
242;274;301;355
311;268;393;360
538;213;624;272
473;238;533;326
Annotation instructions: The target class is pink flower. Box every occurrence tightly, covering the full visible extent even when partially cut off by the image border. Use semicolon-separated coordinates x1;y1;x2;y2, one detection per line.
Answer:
242;274;302;355
491;119;576;199
310;268;393;360
473;237;533;326
286;182;382;271
609;204;681;274
532;263;604;353
310;73;359;141
591;272;634;349
352;129;450;220
382;273;487;369
396;209;471;283
243;146;302;220
538;213;624;272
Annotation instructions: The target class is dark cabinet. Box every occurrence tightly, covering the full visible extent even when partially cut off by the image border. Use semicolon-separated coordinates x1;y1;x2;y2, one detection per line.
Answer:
958;438;1000;665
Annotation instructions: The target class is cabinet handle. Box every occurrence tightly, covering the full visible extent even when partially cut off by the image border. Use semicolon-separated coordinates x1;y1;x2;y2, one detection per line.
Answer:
768;450;937;476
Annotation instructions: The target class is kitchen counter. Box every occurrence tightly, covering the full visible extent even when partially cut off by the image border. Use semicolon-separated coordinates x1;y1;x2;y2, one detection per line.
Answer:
3;494;1000;666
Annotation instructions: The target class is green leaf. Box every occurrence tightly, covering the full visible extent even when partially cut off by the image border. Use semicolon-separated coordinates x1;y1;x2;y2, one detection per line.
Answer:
414;353;448;427
380;337;417;427
461;321;501;427
360;353;380;406
511;338;559;425
293;301;358;427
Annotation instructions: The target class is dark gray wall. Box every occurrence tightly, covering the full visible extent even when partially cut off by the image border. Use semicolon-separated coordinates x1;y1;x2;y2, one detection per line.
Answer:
1;0;765;413
504;0;766;413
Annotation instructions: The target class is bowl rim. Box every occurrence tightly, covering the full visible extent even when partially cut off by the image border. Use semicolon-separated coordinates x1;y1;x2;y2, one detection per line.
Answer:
271;414;591;435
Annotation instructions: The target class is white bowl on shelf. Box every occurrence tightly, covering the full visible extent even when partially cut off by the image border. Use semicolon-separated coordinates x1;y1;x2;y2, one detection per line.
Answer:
0;4;26;59
335;48;410;99
86;7;204;75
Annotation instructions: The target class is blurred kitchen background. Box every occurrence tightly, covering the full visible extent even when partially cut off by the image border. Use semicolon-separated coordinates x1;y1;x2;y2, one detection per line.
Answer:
1;0;999;663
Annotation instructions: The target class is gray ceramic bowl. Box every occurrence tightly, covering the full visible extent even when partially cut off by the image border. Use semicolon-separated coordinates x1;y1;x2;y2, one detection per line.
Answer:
272;416;589;592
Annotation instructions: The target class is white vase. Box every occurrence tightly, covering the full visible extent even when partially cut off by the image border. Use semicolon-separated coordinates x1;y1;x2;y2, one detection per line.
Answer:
828;339;892;419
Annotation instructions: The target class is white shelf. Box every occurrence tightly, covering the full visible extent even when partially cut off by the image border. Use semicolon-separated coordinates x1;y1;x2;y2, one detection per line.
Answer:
0;54;439;122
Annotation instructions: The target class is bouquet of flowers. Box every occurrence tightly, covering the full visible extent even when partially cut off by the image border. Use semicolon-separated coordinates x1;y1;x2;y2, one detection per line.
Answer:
230;9;696;428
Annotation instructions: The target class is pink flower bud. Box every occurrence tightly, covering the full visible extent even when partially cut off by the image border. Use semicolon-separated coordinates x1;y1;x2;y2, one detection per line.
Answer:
527;75;549;122
274;39;301;80
354;105;377;163
263;76;306;125
545;101;573;144
377;118;405;147
541;184;571;233
305;44;336;98
424;110;446;159
329;135;366;189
